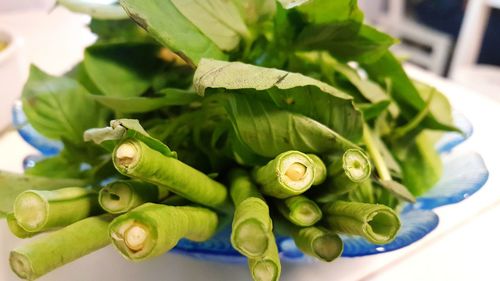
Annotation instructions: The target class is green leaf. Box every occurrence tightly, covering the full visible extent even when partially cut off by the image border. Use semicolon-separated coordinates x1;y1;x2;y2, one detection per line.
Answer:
363;52;458;132
171;0;250;51
296;24;397;63
84;43;164;97
88;88;201;113
89;19;151;44
297;0;363;24
22;66;108;144
394;132;442;196
0;171;86;216
120;0;227;65
84;119;177;158
194;59;363;142
413;80;454;133
225;94;359;158
378;180;416;203
358;100;391;121
25;154;84;179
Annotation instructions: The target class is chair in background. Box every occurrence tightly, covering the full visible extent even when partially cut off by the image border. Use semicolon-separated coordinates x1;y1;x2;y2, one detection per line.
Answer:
449;0;500;101
359;0;453;76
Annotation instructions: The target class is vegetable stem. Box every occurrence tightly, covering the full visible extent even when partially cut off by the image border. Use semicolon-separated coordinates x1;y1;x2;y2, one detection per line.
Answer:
292;226;343;262
229;169;272;258
324;200;400;244
99;180;169;214
248;232;281;281
363;125;391;181
14;187;100;232
109;203;218;261
254;151;315;198
113;138;229;209
9;215;113;280
275;195;322;227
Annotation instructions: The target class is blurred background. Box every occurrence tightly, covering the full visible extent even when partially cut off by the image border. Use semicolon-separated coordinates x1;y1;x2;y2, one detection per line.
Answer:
1;0;500;131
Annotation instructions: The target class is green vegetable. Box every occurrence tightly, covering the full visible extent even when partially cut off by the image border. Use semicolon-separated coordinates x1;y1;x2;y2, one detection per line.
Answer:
99;180;169;214
0;171;86;217
324;200;400;244
229;169;272;258
254;151;315;199
292;226;343;262
171;0;250;50
10;215;113;280
109;203;217;261
6;213;38;239
112;138;228;209
119;0;227;65
248;232;281;281
13;187;101;232
276;195;322;227
307;154;327;185
329;148;371;195
21;66;108;144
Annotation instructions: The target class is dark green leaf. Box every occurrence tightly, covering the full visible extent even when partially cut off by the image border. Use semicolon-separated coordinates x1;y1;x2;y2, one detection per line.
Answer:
25;155;84;179
120;0;227;65
84;43;164;97
88;88;201;113
194;59;363;142
394;132;442;196
358;100;391;121
89;19;151;43
296;24;397;63
22;66;108;144
363;52;459;132
171;0;250;50
225;94;358;158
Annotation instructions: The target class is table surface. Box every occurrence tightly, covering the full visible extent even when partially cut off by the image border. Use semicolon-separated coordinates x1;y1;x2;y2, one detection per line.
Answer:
1;7;500;281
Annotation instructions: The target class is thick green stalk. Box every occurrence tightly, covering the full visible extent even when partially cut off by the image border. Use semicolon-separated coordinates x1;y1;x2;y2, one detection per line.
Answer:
109;203;218;261
324;200;401;244
248;233;281;281
229;169;272;258
6;213;38;239
99;180;169;214
112;138;228;209
307;154;327;185
254;151;315;199
276;195;322;227
9;215;113;280
363;125;391;181
292;226;343;262
14;187;100;232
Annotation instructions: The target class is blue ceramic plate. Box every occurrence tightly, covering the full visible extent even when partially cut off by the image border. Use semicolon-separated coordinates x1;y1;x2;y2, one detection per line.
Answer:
12;104;488;262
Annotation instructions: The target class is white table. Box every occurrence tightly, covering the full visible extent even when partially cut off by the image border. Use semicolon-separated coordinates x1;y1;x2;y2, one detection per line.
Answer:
1;8;500;281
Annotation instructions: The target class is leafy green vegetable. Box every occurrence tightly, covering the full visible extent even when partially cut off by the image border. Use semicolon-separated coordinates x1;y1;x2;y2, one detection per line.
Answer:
296;24;397;63
194;59;364;143
22;66;108;144
120;0;227;65
171;0;250;50
89;19;151;44
84;43;165;97
88;88;200;113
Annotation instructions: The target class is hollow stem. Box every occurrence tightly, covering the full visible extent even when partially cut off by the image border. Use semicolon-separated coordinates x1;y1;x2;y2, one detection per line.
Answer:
275;195;322;227
14;187;101;232
99;180;169;214
254;151;315;199
109;203;218;261
323;200;401;244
